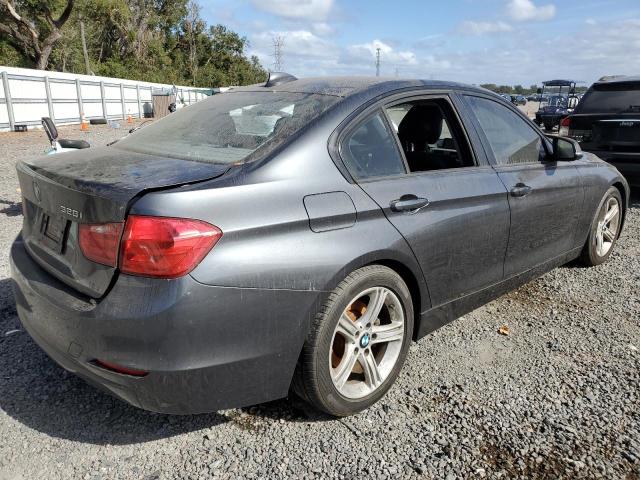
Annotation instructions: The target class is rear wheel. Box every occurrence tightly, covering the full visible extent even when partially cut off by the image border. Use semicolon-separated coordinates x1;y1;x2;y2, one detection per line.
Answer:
580;187;622;266
293;265;414;416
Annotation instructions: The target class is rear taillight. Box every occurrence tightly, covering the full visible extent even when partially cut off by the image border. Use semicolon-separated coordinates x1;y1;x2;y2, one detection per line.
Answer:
559;116;571;136
79;222;124;267
94;359;148;377
119;215;222;279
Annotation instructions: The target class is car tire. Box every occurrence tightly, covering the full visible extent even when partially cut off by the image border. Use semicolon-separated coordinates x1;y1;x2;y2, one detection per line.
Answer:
292;265;414;417
544;123;553;131
579;186;623;266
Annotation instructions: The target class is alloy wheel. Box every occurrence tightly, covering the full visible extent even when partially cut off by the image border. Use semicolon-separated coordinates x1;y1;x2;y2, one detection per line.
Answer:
595;196;621;257
329;287;405;399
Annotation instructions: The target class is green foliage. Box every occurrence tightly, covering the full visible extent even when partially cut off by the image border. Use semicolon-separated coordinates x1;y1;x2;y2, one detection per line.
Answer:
0;0;267;87
481;83;547;95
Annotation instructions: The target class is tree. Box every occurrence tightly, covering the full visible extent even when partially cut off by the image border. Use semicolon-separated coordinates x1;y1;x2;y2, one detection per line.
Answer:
0;0;75;69
0;0;267;87
480;83;498;92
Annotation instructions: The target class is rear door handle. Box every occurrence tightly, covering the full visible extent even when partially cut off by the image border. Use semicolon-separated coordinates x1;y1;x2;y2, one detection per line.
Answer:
390;195;430;213
510;183;532;198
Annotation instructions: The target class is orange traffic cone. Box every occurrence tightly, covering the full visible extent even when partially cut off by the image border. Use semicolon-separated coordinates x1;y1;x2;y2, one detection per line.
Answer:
127;114;133;124
80;112;89;131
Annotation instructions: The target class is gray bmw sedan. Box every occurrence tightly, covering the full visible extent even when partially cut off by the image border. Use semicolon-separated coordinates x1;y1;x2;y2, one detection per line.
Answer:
11;74;629;416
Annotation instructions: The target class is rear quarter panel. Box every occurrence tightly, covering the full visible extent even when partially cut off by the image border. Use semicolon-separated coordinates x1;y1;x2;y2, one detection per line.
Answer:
129;122;429;303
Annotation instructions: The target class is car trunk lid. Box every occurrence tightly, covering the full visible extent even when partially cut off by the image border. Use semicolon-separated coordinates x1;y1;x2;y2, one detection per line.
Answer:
569;113;640;152
17;146;229;297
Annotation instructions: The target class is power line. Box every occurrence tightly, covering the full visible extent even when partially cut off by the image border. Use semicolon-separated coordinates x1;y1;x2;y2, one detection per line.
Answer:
375;47;381;77
272;35;285;72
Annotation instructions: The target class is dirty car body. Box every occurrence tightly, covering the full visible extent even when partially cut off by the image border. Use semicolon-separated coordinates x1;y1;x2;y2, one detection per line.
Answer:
11;76;629;414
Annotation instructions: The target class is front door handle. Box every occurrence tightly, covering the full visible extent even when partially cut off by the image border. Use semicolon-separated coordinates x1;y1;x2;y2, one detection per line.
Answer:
510;183;532;198
390;195;430;213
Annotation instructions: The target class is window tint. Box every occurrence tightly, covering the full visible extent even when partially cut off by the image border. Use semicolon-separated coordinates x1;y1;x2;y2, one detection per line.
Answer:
577;83;640;114
340;112;406;179
466;96;546;165
385;100;474;172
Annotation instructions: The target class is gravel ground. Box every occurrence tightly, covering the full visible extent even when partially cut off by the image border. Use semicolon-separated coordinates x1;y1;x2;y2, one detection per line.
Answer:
0;124;638;480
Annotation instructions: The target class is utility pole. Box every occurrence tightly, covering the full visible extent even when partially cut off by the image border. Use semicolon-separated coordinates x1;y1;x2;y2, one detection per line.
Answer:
272;35;285;72
79;13;92;75
375;48;381;77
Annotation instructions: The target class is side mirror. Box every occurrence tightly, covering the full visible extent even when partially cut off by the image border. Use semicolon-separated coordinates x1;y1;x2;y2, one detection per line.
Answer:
547;135;582;161
536;88;542;94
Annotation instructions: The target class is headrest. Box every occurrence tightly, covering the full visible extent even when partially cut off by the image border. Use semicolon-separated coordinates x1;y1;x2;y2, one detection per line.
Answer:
398;105;443;151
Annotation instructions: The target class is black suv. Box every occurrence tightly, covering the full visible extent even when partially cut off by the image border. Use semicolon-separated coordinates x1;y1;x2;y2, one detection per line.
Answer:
565;76;640;185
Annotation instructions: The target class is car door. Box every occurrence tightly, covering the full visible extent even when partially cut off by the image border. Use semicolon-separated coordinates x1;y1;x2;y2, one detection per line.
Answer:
462;94;584;277
337;93;510;308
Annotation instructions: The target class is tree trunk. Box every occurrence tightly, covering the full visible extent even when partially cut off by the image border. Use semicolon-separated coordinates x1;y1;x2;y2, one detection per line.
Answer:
35;31;61;70
0;0;74;70
79;16;91;74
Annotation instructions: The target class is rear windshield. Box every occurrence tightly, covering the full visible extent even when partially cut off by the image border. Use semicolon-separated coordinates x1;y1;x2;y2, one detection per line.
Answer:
115;91;340;164
577;83;640;114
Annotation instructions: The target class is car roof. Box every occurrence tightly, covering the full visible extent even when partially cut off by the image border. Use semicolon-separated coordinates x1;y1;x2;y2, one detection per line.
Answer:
542;79;576;87
595;75;640;85
230;76;479;98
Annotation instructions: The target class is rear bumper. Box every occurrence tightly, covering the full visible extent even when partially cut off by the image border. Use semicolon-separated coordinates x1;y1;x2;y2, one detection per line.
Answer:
10;235;319;414
535;113;563;126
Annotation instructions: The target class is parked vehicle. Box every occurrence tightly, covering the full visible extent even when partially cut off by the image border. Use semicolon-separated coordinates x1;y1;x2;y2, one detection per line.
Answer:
11;74;629;417
513;95;527;106
564;75;640;185
41;117;90;155
535;80;580;130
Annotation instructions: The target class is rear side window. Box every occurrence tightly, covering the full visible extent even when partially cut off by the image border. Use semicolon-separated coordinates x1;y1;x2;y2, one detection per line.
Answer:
385;99;474;172
577;83;640;114
340;112;407;180
115;91;339;165
465;96;546;166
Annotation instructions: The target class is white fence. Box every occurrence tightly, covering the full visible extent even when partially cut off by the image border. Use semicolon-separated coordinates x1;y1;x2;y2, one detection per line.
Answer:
0;66;212;131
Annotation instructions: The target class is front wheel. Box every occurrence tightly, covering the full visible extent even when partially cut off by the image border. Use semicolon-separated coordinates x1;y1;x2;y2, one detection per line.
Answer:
580;187;623;266
293;265;414;416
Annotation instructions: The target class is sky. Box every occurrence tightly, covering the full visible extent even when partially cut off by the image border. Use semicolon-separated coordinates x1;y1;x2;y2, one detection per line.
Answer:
201;0;640;87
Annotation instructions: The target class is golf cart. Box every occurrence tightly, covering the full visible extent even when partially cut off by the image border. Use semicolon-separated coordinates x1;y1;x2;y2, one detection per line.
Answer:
534;80;581;131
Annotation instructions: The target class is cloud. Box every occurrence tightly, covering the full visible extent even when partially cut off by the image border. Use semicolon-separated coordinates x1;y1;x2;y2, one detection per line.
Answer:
311;22;334;36
245;18;640;86
458;21;513;35
250;0;334;21
507;0;556;22
346;40;418;67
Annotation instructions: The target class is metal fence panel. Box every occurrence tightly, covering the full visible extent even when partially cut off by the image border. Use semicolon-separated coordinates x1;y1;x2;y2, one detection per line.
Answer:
0;66;212;131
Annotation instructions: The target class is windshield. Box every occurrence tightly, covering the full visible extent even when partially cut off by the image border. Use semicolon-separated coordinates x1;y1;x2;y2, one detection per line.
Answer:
577;83;640;114
115;91;340;164
547;95;568;107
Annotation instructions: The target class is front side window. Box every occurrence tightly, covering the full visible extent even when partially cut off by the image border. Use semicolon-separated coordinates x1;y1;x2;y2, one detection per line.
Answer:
340;112;406;180
465;96;546;166
115;91;339;165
